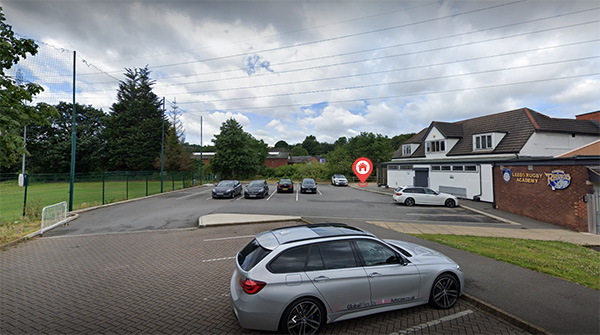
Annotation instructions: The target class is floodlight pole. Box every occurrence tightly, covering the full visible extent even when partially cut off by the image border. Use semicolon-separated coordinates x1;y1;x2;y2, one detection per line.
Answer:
200;116;203;184
68;50;76;212
160;97;165;193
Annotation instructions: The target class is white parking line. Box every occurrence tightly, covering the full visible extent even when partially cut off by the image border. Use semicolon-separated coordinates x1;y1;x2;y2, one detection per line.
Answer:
296;184;299;201
317;189;323;195
176;191;208;200
266;191;276;201
390;309;474;335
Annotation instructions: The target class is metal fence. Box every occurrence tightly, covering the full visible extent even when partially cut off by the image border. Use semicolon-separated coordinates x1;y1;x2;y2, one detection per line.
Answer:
0;171;217;223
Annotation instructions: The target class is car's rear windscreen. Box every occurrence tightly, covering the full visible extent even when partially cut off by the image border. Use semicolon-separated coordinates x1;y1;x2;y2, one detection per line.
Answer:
238;239;271;271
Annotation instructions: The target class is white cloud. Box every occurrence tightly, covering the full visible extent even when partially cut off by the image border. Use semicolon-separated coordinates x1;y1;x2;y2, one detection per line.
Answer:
3;0;598;146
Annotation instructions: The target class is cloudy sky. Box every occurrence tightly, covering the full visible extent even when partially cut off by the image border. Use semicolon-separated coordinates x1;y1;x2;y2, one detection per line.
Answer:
4;0;599;147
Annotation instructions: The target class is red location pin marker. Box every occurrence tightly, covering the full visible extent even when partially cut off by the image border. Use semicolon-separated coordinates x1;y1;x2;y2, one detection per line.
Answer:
352;157;373;187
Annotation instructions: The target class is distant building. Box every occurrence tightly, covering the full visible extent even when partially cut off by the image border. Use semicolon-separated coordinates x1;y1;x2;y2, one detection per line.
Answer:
288;156;321;165
191;148;291;168
265;148;290;168
383;107;600;233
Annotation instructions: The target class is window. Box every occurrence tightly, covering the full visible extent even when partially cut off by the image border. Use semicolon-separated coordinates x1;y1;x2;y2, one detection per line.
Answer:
424;188;438;195
426;140;445;153
400;165;413;170
238;239;271;271
452;166;463;171
319;241;358;270
431;166;441;171
402;144;412;156
306;245;324;271
269;246;309;273
388;165;399;170
355;240;398;266
441;166;451;171
475;134;493;150
465;165;477;172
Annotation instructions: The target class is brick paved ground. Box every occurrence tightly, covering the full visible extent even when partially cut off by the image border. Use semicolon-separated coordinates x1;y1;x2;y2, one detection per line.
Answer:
1;222;529;334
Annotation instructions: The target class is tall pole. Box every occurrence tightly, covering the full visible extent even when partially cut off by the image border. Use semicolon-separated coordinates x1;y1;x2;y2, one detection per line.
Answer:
21;126;26;175
160;97;165;193
200;116;203;184
68;50;76;212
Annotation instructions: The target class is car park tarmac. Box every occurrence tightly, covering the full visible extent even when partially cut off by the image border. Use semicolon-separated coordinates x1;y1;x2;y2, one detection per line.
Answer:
1;221;530;334
1;183;598;334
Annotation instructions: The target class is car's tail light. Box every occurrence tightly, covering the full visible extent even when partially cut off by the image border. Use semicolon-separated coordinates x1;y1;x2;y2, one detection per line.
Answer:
395;192;402;196
240;278;266;294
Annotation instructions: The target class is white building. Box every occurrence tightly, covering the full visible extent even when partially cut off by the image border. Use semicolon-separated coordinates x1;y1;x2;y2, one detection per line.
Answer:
384;108;600;203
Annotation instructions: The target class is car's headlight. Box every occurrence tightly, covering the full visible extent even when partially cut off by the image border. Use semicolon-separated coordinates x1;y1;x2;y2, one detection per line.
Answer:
456;265;461;271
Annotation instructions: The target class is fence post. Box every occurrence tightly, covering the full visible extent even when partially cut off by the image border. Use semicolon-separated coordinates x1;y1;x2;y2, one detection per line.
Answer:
172;172;175;191
146;174;149;196
102;172;105;205
22;174;29;217
183;172;186;189
126;171;129;200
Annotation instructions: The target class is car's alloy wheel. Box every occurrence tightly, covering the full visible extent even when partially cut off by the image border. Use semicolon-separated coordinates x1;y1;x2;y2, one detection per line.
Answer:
405;198;415;206
445;199;456;207
281;298;324;335
430;274;459;309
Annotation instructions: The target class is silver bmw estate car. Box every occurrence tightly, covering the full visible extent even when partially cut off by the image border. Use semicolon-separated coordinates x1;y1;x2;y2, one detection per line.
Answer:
230;223;463;334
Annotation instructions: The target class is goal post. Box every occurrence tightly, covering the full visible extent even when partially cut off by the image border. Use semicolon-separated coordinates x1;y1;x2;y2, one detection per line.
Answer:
41;201;68;234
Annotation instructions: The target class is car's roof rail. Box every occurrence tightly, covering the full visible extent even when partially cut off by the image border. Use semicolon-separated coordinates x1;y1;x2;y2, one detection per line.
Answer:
267;223;374;246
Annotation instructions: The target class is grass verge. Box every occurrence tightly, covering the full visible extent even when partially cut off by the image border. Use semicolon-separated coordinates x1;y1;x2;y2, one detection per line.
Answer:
413;234;600;291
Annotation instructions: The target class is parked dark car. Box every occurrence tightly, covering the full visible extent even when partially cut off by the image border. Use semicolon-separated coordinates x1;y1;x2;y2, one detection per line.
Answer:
245;180;269;199
300;178;317;193
212;180;242;199
277;178;294;193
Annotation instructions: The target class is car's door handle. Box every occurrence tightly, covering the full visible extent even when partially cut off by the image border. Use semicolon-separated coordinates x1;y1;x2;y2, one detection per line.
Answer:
313;276;329;282
368;272;382;277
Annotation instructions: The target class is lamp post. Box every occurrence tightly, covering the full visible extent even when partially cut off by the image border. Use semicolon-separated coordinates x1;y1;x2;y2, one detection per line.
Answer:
160;97;165;193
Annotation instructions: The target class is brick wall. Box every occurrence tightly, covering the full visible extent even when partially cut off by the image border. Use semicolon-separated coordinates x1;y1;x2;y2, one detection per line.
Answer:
265;158;289;168
494;164;589;231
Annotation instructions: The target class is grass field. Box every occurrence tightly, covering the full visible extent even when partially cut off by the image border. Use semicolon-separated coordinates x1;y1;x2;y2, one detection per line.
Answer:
0;178;189;223
414;234;600;291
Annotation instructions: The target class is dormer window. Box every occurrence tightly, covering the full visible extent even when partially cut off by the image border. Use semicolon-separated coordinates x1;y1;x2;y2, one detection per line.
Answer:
402;144;412;156
475;135;492;150
426;140;445;153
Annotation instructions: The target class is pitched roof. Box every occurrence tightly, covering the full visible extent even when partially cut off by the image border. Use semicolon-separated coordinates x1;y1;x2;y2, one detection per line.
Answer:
556;139;600;157
267;148;290;159
432;121;463;138
391;107;600;158
288;156;317;163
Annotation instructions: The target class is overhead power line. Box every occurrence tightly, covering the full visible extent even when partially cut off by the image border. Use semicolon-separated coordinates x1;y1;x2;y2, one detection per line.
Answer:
189;57;600;103
161;40;600;96
178;73;600;111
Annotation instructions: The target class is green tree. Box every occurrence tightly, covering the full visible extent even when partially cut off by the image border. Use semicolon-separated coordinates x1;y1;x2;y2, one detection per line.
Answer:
104;66;164;171
0;7;57;169
290;144;309;156
26;102;106;173
301;135;321;155
348;132;394;182
391;133;416;151
325;145;353;177
210;118;267;179
154;126;192;172
274;140;289;150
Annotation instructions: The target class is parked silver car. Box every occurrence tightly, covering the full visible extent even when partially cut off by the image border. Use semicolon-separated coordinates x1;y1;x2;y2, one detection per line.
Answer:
230;223;463;334
392;186;458;207
331;174;348;186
